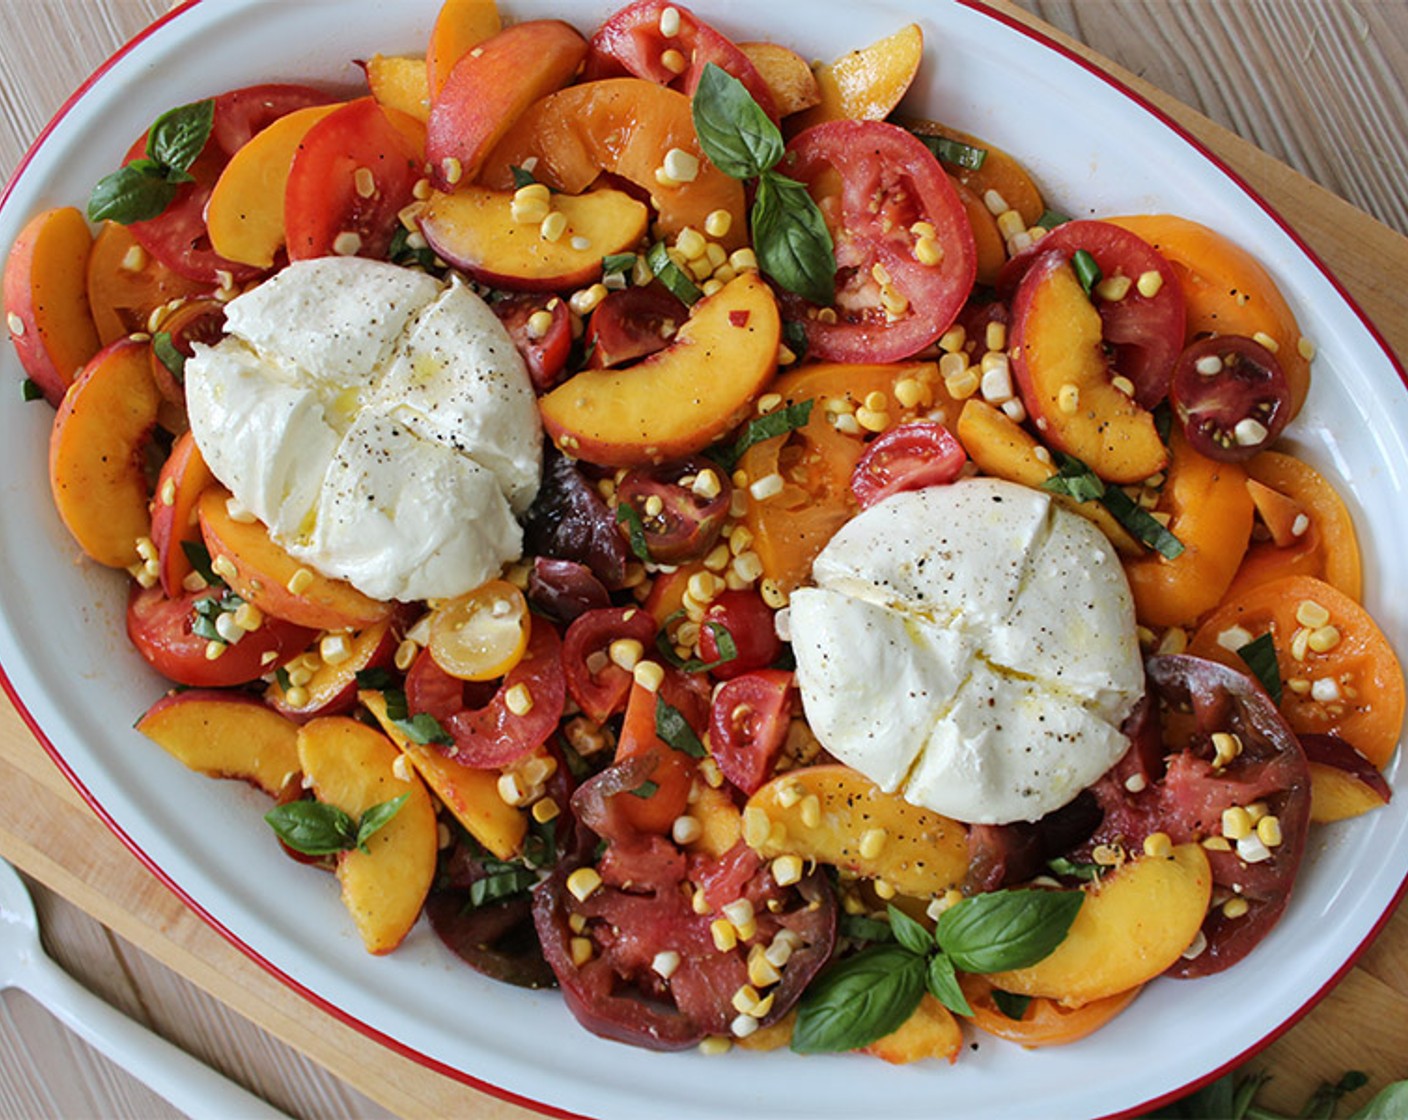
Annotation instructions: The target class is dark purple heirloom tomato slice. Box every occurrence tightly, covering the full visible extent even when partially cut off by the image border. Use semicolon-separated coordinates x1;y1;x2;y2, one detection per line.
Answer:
616;456;732;564
1169;335;1291;463
525;557;612;624
524;450;630;589
849;421;967;510
585;286;687;369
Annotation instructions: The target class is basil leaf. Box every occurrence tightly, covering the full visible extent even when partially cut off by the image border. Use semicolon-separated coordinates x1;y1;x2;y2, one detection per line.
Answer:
265;800;358;856
1152;398;1175;445
152;331;186;383
468;862;539;908
397;712;454;746
388;225;439;271
629;779;661;799
355;793;409;852
1237;632;1283;705
601;252;636;278
752;171;835;307
146;99;215;173
790;944;927;1054
991;989;1032;1021
274;667;292;692
782;319;809;362
510;164;539;189
886;904;935;957
1036;208;1072;229
1349;1079;1408;1120
87;163;179;224
935;888;1083;974
615;502;652;563
654;695;707;758
646;240;702;305
914;132;988;171
1040;456;1106;504
1072;248;1102;295
355;667;396;690
658;619;738;674
711;397;814;471
838;913;895;943
180;540;223;587
691;62;784;180
926;952;972;1017
1097;485;1186;559
1046;855;1102;882
20;378;42;402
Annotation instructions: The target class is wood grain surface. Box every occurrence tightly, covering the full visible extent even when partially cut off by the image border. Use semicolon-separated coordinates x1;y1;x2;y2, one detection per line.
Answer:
0;2;1405;1118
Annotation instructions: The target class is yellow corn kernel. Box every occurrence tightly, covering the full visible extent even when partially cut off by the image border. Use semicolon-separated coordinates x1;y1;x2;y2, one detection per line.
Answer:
1057;383;1080;414
1221;806;1253;841
1142;831;1174;859
566;866;603;902
1256;814;1283;847
711;918;739;952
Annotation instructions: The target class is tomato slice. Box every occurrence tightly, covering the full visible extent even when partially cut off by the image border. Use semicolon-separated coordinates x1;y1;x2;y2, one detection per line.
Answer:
1169;335;1291;462
525;557;612;624
698;591;782;681
708;669;793;794
583;0;778;119
562;606;660;723
126;584;313;687
959;974;1141;1047
779;121;976;363
284;98;424;262
123;84;332;284
849;421;966;510
585;286;686;369
148;297;226;402
524;450;630;589
492;293;573;392
612;668;711;833
616;456;732;565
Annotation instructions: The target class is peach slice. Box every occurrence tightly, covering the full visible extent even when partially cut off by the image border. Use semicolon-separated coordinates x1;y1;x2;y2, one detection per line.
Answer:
364;55;431;122
862;995;963;1065
739;42;821;117
481;78;747;249
419;185;647;290
149;430;216;596
790;24;923;132
1010;252;1168;484
5;206;103;406
86;221;209;346
206;103;343;268
426;0;503;101
539;272;779;467
297;716;438;954
137;690;301;797
361;689;527;860
985;844;1212;1006
266;618;399;721
197;487;392;631
745;763;969;897
425;20;587;189
1302;733;1392;823
48;338;159;568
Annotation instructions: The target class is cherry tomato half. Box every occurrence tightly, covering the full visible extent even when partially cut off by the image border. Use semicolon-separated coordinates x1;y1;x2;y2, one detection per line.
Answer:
850;421;967;510
780;120;976;363
698;590;781;680
562;606;661;723
708;669;794;794
492;293;573;392
1169;335;1291;463
585;286;686;369
616;456;732;564
148;297;226;402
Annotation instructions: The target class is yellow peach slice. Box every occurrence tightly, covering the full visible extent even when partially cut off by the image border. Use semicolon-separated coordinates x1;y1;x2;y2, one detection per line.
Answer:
137;691;301;797
862;994;963;1065
739;42;822;117
791;24;923;131
365;55;431;122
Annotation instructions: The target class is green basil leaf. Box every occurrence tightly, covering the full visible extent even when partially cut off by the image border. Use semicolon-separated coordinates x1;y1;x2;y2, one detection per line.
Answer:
1040;452;1107;504
388;225;440;271
20;378;43;402
264;800;357;856
274;666;292;692
467;863;540;908
752;171;835;307
991;989;1032;1021
87;163;179;224
691;62;785;180
615;502;652;563
355;793;409;852
838;913;895;943
926;952;973;1017
629;779;661;799
711;397;814;471
935;888;1083;974
886;904;935;957
913;132;988;171
1097;485;1186;559
1349;1079;1408;1120
522;815;558;869
355;667;396;690
397;712;454;747
646;240;702;305
790;944;928;1054
601;252;637;278
782;319;809;362
180;540;223;587
152;331;186;383
1036;208;1072;230
1046;855;1102;882
655;695;707;758
146;99;215;173
510;164;539;189
1152;398;1175;445
1072;248;1102;295
1237;632;1283;705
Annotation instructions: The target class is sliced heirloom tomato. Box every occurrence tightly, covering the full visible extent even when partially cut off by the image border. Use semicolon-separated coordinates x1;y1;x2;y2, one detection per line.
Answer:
123;84;333;284
1169;335;1290;463
611;667;712;833
285;98;424;262
779;120;976;362
492;293;572;392
1188;575;1405;769
86;222;212;345
708;669;794;794
616;456;732;564
585;286;687;369
849;421;966;510
148;297;226;403
698;591;782;681
127;584;313;688
958;974;1141;1047
562;606;660;723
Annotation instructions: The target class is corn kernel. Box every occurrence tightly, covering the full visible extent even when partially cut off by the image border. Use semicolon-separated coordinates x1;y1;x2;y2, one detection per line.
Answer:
633;660;665;693
504;683;534;716
704;209;733;239
748;947;781;988
532;798;560;824
1136;269;1164;298
699;1036;732;1056
1222;896;1250;919
653;949;681;978
570;936;594;966
671;814;703;845
771;854;803;886
799;794;821;830
540;211;568;242
894;377;927;409
663;148;700;184
1057;383;1080;414
1256;814;1283;847
608;638;644;671
857;827;887;861
1308;625;1341;653
711;918;738;952
945;368;980;400
286;567;314;595
661;47;688;74
1143;832;1174;859
742;806;771;849
567;867;603;902
1221;806;1253;840
1094;274;1132;302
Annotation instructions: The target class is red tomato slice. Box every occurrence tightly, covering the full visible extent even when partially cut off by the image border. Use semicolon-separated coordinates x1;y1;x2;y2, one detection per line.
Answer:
443;622;567;768
616;456;732;565
1000;219;1185;408
148;297;226;403
1169;335;1291;462
126;584;313;688
124;84;333;284
583;0;777;119
492;293;573;392
698;590;781;680
708;669;793;794
780;121;976;363
562;606;660;723
284;98;423;262
850;421;966;510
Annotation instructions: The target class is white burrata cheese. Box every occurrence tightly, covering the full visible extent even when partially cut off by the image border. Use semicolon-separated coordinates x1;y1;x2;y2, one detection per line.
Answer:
790;478;1144;824
184;257;541;602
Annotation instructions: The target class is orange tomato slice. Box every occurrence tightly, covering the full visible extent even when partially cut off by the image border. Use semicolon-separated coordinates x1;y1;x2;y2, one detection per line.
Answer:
959;974;1140;1048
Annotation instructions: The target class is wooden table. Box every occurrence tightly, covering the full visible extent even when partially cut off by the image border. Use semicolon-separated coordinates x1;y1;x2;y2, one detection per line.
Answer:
1;1;1405;1117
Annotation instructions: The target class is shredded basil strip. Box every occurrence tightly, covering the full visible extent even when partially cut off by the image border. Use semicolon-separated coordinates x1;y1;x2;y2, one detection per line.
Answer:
1046;855;1102;882
1040;455;1107;504
510;164;539;189
1042;453;1185;559
382;687;454;746
992;989;1033;1021
913;131;988;171
838;913;896;943
782;319;809;362
614;502;652;563
152;331;186;383
601;252;637;278
388;225;439;271
274;666;293;692
646;240;702;305
628;779;661;799
711;397;815;471
654;695;707;758
1237;632;1283;705
190;591;243;641
1036;208;1072;229
467;859;539;908
1072;248;1103;295
355;667;396;691
180;540;224;587
20;378;42;402
656;617;738;674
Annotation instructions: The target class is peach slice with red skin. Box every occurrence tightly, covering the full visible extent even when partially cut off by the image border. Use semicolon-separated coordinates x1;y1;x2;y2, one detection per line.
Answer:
197;486;392;631
1010;252;1168;484
5;206;103;406
538;271;780;467
265;618;400;722
149;430;216;596
419;185;647;291
425;20;587;189
1302;733;1392;823
49;337;160;568
296;716;438;954
136;690;301;797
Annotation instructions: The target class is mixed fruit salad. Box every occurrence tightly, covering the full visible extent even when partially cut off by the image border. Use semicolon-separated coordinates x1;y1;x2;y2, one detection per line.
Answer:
5;0;1403;1064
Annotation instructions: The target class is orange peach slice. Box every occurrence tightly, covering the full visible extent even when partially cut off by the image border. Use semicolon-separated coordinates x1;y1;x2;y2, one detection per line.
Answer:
539;272;779;467
197;487;392;631
297;716;438;954
149;430;216;596
862;995;963;1065
364;55;431;122
5;206;102;406
739;42;822;117
426;0;503;101
48;338;159;568
137;690;301;797
361;689;527;860
790;24;923;131
206;103;343;268
419;185;647;290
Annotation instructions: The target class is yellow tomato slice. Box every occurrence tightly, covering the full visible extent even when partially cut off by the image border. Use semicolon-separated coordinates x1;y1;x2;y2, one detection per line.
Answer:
428;579;530;681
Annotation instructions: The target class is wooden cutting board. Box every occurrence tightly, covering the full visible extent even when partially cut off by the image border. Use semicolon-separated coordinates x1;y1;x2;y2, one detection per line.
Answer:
1;2;1405;1117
